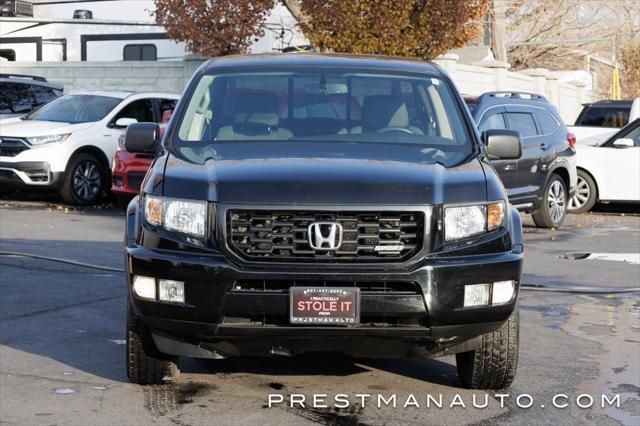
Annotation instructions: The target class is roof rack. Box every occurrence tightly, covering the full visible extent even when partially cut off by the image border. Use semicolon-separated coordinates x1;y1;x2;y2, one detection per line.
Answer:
0;73;48;82
478;91;549;103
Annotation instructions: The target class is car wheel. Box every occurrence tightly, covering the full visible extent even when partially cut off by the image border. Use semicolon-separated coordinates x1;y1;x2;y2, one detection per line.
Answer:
568;170;597;213
456;308;519;390
60;154;105;205
127;302;180;385
531;174;567;229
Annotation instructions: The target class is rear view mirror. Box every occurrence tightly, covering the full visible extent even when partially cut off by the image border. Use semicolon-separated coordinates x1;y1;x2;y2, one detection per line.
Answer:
612;138;634;148
483;129;522;160
125;122;160;154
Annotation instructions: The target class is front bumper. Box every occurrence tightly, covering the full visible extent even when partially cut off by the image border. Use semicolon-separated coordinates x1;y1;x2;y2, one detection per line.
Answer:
111;150;152;196
568;154;578;197
126;243;523;358
0;161;63;188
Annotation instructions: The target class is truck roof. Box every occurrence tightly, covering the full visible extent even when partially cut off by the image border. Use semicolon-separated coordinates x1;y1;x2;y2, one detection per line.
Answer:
205;53;443;75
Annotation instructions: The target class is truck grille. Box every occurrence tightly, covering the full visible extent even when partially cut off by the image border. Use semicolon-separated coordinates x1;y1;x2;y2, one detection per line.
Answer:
227;209;424;262
230;279;421;294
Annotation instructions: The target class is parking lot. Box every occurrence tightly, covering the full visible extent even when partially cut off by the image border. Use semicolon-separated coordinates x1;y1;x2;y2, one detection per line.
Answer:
0;196;638;426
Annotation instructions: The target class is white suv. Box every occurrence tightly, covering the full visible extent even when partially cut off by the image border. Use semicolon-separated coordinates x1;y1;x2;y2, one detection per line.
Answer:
0;91;179;205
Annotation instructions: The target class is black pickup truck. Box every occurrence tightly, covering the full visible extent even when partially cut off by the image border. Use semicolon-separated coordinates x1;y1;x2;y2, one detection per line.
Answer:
123;54;524;389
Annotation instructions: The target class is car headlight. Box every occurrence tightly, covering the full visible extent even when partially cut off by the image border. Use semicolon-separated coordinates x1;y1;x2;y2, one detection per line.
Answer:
144;196;207;238
26;133;71;146
444;201;505;241
116;134;125;151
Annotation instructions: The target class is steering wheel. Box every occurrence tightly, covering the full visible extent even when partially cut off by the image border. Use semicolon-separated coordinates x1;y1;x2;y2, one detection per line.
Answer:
376;127;416;134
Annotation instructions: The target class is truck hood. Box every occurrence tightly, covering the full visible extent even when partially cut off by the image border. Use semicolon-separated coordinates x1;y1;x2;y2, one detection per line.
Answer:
0;119;93;137
162;142;487;205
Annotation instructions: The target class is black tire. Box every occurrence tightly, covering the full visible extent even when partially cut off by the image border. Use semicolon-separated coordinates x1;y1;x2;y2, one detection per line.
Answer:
127;303;180;385
568;169;598;213
532;174;567;229
60;153;106;205
456;308;519;390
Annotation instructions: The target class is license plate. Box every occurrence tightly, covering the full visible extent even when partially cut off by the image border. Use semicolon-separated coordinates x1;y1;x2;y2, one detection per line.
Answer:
290;287;360;325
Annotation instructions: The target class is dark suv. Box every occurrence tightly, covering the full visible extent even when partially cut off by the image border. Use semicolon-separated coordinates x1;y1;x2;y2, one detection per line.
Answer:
467;92;577;228
0;74;63;119
123;54;524;389
574;100;633;128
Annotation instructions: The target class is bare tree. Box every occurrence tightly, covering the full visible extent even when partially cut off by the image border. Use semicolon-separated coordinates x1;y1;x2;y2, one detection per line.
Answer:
505;0;639;69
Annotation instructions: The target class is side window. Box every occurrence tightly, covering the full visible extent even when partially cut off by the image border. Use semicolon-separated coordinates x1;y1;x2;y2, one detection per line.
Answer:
0;83;11;113
0;83;32;113
534;109;559;134
505;112;538;137
0;49;16;61
479;112;507;132
623;127;640;147
114;99;155;123
123;44;157;61
31;85;58;107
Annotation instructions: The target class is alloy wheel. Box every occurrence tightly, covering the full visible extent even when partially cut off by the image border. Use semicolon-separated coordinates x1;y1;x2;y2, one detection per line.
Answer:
72;160;101;202
547;180;566;224
568;175;590;211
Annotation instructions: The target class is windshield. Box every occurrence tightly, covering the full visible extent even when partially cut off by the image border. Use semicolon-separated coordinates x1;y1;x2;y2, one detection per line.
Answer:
26;94;121;123
174;71;473;166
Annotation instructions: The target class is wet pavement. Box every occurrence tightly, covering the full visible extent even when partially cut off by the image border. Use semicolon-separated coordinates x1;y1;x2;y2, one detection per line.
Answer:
0;199;638;425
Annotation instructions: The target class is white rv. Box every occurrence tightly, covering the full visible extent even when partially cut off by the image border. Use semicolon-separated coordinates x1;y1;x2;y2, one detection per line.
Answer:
0;0;306;62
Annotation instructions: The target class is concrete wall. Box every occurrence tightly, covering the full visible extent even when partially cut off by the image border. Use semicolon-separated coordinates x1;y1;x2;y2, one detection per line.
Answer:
0;60;206;95
434;54;594;124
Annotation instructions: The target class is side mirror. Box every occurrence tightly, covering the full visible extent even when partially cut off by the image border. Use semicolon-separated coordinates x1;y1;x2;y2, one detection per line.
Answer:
124;122;160;154
115;117;138;128
612;138;634;148
483;129;522;160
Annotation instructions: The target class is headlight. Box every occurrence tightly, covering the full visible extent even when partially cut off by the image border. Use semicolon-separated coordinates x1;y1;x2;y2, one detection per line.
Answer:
444;201;505;241
116;134;125;151
27;133;70;146
144;196;207;238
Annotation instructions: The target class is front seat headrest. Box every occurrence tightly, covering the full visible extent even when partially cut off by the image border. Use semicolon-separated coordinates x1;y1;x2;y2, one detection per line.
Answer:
362;95;410;130
232;93;280;128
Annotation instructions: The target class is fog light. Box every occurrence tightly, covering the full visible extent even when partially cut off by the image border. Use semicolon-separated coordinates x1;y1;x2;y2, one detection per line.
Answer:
492;280;515;304
133;275;156;300
464;284;490;307
159;280;185;303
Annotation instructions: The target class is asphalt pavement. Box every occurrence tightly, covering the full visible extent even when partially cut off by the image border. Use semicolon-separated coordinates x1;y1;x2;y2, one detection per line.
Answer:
0;198;638;425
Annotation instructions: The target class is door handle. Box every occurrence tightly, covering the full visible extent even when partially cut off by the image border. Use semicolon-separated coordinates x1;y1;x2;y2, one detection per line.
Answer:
540;143;548;150
504;164;515;171
103;134;112;137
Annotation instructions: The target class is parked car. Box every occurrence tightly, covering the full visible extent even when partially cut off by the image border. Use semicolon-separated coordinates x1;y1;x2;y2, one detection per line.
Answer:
467;91;577;229
568;98;640;146
568;118;640;212
0;91;180;205
111;101;177;208
0;73;63;120
123;54;524;389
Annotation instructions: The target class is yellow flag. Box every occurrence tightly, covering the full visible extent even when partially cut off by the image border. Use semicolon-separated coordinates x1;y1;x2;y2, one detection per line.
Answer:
612;63;620;100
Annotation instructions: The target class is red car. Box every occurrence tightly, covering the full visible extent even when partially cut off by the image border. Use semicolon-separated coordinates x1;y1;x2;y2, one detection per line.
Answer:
111;108;173;208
